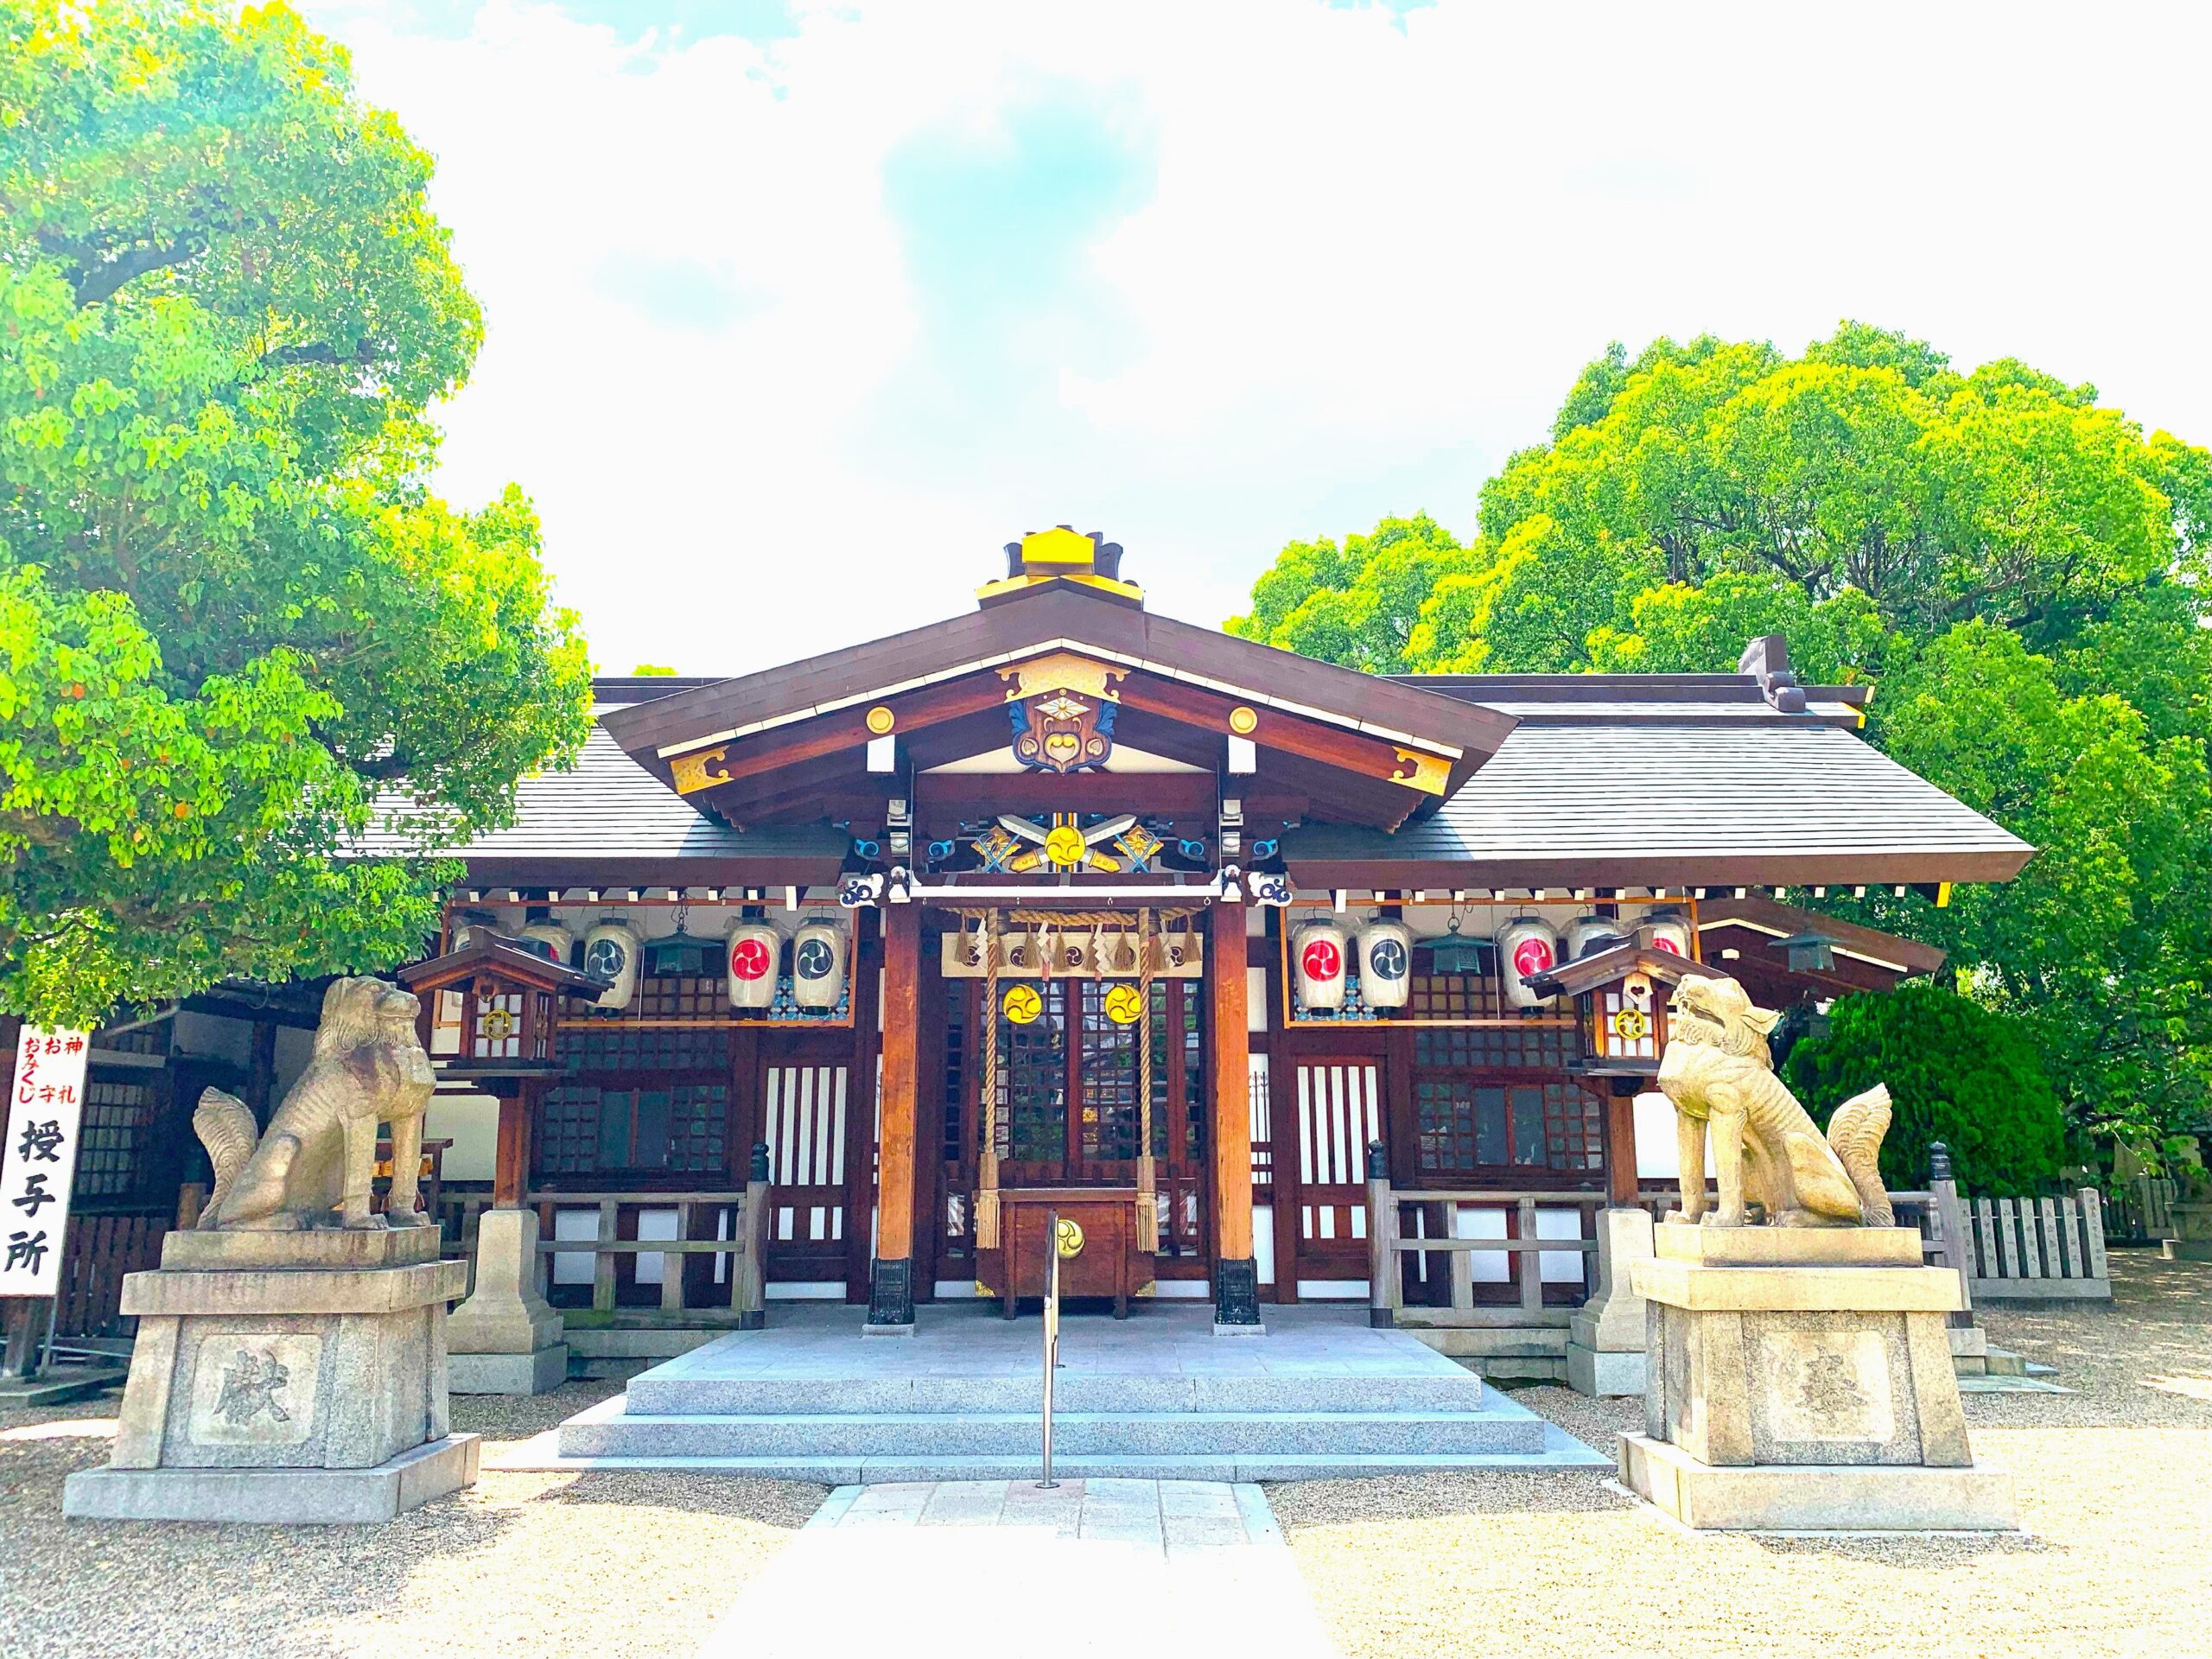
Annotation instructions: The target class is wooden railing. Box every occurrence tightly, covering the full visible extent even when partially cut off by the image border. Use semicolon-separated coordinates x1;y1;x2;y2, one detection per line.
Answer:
1363;1147;1605;1327
1363;1139;2113;1329
528;1154;769;1324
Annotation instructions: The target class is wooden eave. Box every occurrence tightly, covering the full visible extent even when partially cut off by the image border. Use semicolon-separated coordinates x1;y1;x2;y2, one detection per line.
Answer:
395;933;607;998
1523;943;1732;1000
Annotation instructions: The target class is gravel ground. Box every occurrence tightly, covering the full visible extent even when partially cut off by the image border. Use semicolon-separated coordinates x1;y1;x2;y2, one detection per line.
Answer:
4;1255;2205;1657
1266;1249;2212;1659
0;1377;825;1659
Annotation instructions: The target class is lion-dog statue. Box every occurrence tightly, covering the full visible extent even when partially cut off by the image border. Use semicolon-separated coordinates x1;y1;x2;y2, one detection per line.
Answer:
194;977;437;1231
1657;972;1893;1229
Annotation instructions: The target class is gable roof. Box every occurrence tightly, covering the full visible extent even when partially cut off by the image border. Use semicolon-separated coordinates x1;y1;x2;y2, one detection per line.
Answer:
599;581;1521;833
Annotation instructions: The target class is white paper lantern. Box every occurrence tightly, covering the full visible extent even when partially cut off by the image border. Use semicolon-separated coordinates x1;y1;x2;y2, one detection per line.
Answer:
726;920;781;1011
1642;908;1693;958
791;919;848;1010
1356;920;1414;1010
518;921;575;966
1566;914;1626;962
1496;916;1560;1010
1293;919;1350;1011
582;920;643;1010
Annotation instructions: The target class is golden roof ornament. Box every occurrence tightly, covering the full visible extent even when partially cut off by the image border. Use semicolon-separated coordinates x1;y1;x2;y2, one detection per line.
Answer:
976;525;1144;608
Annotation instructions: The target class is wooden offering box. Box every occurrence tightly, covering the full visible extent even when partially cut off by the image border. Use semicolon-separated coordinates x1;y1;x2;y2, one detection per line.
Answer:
989;1187;1154;1319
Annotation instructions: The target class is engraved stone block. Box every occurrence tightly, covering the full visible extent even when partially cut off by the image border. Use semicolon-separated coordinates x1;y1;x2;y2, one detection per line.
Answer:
187;1335;322;1447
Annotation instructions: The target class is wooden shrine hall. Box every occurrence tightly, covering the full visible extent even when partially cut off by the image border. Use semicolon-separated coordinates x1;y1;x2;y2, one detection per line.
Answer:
366;526;2026;1373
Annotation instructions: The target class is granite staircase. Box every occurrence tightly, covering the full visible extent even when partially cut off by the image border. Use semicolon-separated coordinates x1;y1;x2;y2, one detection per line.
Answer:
508;1305;1609;1482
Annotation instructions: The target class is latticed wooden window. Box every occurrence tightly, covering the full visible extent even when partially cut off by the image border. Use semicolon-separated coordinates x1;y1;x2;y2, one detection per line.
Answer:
997;982;1067;1162
540;970;734;1179
1414;1079;1604;1177
75;1077;158;1201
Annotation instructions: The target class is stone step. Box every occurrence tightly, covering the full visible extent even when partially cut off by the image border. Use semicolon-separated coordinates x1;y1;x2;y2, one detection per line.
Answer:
556;1401;1550;1460
499;1433;1611;1484
620;1372;1494;1418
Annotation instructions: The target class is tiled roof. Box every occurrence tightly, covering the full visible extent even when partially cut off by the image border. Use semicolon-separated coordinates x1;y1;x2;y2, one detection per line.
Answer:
359;677;2028;888
358;723;843;868
1279;721;2031;885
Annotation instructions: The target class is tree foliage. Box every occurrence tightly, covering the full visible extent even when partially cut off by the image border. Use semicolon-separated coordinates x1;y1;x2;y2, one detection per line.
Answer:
1236;322;2212;1145
1783;982;2069;1195
0;1;592;1028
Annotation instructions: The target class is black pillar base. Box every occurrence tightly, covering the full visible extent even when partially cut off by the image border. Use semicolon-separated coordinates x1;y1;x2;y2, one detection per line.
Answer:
1213;1257;1262;1327
866;1256;914;1329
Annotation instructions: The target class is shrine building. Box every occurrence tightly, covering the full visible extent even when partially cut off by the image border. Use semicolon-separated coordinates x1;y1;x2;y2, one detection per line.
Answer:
375;529;2024;1355
28;529;2029;1403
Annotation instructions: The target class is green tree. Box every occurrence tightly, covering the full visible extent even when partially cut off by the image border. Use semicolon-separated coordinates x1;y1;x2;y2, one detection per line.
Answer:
1783;981;2068;1195
1236;321;2212;1143
1225;513;1475;673
0;1;591;1029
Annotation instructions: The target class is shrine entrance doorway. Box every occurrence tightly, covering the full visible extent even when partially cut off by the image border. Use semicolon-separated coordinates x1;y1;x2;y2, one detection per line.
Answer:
941;912;1215;1316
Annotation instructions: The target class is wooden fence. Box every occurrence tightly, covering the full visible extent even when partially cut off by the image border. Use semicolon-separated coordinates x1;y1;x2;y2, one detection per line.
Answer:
50;1211;168;1340
529;1177;768;1324
1363;1138;2113;1329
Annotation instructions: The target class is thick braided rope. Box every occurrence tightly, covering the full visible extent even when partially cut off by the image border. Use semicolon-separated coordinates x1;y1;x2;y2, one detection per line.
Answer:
975;910;1001;1249
1135;908;1160;1251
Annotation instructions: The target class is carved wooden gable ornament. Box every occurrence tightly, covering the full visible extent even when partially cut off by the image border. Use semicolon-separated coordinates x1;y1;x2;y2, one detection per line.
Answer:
999;650;1125;774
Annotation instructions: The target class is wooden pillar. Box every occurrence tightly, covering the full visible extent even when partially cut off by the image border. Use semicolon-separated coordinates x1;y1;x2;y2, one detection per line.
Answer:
1208;900;1260;1327
868;900;920;1330
1605;1084;1640;1206
493;1082;535;1209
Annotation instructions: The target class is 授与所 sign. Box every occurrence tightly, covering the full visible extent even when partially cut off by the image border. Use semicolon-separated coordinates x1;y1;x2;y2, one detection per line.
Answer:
3;1027;91;1297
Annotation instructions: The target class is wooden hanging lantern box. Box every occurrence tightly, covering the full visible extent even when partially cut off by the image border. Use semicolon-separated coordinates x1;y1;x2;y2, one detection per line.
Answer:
397;932;609;1078
1522;941;1734;1077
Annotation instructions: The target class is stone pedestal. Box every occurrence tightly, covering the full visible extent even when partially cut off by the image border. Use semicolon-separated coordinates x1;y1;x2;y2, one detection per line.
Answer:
1617;1225;2016;1531
1567;1207;1653;1396
64;1227;478;1524
448;1209;569;1395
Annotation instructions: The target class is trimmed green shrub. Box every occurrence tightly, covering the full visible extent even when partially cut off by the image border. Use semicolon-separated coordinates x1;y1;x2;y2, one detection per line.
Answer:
1782;982;2066;1195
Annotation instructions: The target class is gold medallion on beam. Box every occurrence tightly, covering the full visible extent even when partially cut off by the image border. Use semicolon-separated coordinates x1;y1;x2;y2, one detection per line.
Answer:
1055;1217;1085;1258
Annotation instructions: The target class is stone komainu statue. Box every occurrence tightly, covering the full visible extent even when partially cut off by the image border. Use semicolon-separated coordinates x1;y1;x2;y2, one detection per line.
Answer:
1656;973;1894;1229
194;977;437;1231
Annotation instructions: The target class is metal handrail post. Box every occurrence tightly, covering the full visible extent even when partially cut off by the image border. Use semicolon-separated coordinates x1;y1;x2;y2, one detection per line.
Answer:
1039;1209;1060;1490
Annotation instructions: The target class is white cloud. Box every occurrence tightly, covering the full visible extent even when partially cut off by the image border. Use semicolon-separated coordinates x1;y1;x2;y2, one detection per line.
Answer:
304;0;2212;675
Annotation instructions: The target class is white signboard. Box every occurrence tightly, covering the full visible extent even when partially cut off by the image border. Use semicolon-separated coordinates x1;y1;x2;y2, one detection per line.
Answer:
3;1026;91;1297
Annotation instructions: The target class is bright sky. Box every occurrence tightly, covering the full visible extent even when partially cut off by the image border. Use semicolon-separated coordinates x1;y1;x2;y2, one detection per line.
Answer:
301;0;2212;677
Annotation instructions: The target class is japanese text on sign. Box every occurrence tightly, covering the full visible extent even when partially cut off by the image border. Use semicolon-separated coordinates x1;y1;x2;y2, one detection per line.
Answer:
2;1027;91;1297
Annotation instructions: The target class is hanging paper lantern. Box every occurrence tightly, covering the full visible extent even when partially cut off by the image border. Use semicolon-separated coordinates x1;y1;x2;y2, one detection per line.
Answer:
1496;916;1560;1010
1566;914;1626;962
791;918;848;1009
1643;907;1692;957
1356;920;1414;1010
726;920;781;1011
517;921;575;965
1293;919;1350;1011
582;920;644;1010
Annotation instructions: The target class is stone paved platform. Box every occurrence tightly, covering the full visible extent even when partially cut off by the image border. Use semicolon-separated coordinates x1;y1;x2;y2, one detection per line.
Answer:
496;1302;1609;1479
693;1479;1338;1658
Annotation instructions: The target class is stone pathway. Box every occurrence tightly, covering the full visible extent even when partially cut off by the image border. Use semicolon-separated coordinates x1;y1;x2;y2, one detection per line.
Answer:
694;1478;1338;1658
